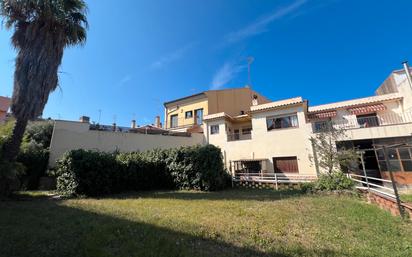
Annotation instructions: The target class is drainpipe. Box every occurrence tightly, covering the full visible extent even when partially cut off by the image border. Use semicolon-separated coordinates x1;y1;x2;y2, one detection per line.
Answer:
402;61;412;90
205;122;210;144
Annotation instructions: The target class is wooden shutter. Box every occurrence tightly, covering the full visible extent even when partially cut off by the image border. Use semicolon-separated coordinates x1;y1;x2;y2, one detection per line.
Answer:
273;157;299;173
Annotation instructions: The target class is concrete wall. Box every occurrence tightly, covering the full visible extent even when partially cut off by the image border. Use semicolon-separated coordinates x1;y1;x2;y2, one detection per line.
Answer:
206;88;271;117
49;120;205;167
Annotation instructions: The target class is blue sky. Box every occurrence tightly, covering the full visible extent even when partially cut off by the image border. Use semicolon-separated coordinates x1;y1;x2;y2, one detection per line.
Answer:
1;0;412;126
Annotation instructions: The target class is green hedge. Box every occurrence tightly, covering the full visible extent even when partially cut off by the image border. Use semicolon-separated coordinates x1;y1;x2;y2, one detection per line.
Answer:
55;145;230;196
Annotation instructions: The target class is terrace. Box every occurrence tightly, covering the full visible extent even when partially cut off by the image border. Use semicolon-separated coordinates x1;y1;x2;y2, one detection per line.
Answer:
312;111;412;133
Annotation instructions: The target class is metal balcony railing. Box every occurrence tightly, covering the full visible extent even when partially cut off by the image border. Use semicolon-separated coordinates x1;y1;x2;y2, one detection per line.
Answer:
227;133;252;141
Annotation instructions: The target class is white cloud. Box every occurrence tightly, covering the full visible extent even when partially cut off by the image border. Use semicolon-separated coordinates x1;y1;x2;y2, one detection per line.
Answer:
210;60;247;90
117;74;132;86
224;0;307;44
150;42;195;70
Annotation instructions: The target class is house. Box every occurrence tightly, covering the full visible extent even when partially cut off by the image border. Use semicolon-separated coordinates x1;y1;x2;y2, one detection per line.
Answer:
163;87;270;133
0;96;11;124
204;97;314;176
201;63;412;189
48;62;412;189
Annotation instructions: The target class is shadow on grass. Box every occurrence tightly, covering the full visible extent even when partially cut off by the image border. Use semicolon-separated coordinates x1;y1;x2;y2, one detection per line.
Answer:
104;188;307;202
0;193;344;257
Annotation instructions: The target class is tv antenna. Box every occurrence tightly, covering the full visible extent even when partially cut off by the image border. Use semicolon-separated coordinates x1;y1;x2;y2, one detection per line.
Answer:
98;109;102;124
247;56;254;87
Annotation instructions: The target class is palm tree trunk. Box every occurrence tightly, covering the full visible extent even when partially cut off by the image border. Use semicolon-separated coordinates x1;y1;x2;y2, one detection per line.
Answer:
2;117;28;162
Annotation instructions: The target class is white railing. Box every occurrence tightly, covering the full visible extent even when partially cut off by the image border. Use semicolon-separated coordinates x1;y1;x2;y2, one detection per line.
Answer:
348;173;396;198
233;172;317;189
348;172;410;219
313;111;412;132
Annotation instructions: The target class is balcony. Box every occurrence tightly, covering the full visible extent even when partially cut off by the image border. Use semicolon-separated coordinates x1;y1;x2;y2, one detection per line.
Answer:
313;111;412;133
168;116;203;130
227;132;252;141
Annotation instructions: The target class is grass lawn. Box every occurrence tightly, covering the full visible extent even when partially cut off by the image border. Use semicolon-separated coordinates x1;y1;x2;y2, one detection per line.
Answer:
1;189;412;257
401;194;412;203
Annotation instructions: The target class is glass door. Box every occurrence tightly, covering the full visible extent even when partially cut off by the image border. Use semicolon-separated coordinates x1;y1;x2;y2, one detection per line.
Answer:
194;109;203;125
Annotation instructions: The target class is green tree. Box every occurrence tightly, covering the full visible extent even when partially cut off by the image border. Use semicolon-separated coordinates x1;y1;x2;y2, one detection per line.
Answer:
0;0;88;163
22;120;54;149
310;122;359;174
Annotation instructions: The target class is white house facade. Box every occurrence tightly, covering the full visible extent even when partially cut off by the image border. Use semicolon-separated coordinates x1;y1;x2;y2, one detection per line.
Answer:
204;64;412;188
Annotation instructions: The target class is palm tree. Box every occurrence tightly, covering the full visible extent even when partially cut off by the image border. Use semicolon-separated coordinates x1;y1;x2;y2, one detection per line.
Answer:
0;0;88;162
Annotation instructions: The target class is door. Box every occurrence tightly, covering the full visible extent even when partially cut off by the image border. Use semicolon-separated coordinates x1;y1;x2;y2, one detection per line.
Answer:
273;157;299;173
194;109;203;125
170;114;178;128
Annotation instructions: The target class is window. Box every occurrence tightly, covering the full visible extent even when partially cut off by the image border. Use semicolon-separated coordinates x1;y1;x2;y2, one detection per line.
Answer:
233;129;240;140
210;125;219;134
399;148;412;172
376;147;412;172
194;108;203;125
170;114;178;128
242;127;252;135
313;120;332;133
273;156;299;173
267;114;298;131
357;113;379;128
185;111;193;119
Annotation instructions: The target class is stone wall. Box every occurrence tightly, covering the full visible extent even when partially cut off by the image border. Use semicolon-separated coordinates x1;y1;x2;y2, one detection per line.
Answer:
234;180;300;190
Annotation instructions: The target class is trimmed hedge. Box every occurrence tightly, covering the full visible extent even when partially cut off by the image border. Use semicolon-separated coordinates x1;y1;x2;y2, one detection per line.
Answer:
55;145;230;196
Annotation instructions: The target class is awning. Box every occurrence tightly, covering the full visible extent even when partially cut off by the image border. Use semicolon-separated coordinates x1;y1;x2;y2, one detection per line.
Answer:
308;110;337;119
232;158;268;162
348;103;386;115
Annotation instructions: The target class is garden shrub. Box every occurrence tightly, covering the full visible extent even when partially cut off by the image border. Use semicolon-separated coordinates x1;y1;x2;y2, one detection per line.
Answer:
302;171;354;193
18;121;54;190
1;120;53;191
116;150;174;191
166;145;229;191
55;145;230;197
56;150;120;196
0;120;25;195
17;146;49;190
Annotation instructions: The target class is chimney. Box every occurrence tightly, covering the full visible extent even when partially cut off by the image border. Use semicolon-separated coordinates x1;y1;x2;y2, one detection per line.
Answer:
79;116;90;123
155;116;161;128
131;119;136;128
402;61;412;90
252;94;259;106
